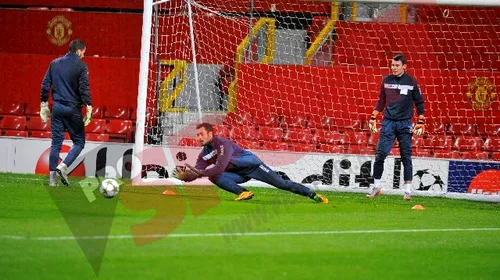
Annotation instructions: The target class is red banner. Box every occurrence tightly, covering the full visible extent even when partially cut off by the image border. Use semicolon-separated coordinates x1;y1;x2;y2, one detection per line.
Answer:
0;53;139;109
0;0;144;10
0;9;142;58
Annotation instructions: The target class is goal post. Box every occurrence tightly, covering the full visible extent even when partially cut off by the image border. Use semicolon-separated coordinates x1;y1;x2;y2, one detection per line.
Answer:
133;0;500;201
132;0;153;184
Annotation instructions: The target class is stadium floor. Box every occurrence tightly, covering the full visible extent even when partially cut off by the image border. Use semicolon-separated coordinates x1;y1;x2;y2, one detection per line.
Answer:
1;173;500;279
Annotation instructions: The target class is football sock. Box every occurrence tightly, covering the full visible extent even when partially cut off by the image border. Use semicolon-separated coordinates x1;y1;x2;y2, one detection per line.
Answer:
374;179;381;188
404;183;412;193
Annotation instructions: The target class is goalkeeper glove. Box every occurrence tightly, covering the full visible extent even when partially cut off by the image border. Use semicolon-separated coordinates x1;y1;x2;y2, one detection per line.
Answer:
368;111;379;133
40;101;51;123
83;105;93;126
172;166;195;182
413;115;425;136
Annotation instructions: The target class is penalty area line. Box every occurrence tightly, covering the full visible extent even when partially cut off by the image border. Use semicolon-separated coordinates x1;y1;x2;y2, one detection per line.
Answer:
1;227;500;241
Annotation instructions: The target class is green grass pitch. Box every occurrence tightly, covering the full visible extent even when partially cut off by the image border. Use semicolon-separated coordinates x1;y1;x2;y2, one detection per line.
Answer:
1;172;500;279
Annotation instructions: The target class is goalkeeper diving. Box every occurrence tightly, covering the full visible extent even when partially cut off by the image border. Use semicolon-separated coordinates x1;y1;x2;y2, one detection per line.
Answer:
172;123;328;203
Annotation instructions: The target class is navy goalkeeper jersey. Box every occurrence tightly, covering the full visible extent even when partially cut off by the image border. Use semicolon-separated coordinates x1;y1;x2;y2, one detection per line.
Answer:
374;72;425;120
194;136;263;177
41;52;92;106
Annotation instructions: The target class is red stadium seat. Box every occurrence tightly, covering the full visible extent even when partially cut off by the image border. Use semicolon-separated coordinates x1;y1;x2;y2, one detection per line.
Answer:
289;143;317;152
106;119;133;142
179;137;198;146
308;115;334;130
91;106;104;119
461;151;490;160
24;103;42;116
280;115;307;128
347;145;371;155
26;116;50;131
447;123;477;136
359;120;370;131
284;128;315;143
414;149;433;158
342;131;369;145
412;136;425;149
223;112;252;127
0;116;26;130
483;138;500;152
367;133;379;146
315;130;342;145
104;106;130;119
434;151;461;159
426;121;448;134
85;119;106;134
3;130;28;137
307;16;329;44
214;125;230;138
412;136;432;157
424;135;453;151
0;102;24;116
492;153;500;161
130;108;137;121
335;118;363;131
235;139;261;150
30;131;52;138
229;125;257;140
257;127;284;141
262;141;289;151
253;113;279;127
86;133;110;142
453;136;484;152
477;123;500;136
317;144;345;154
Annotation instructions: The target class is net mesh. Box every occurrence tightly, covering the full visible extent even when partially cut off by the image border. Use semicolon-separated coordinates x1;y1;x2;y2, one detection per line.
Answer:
139;1;500;190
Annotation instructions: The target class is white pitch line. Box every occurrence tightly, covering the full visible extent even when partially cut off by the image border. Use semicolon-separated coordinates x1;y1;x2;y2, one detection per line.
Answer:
1;228;500;241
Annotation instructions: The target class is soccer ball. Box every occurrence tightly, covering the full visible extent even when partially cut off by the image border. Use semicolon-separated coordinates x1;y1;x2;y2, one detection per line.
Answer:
100;178;120;198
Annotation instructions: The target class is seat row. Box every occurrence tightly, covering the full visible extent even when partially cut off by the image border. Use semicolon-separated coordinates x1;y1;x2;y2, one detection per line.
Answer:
225;112;367;131
0;102;135;120
180;124;500;152
179;136;500;161
0;116;133;142
224;112;500;137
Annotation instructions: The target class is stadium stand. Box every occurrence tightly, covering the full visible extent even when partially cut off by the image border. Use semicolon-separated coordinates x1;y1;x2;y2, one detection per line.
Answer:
0;2;498;162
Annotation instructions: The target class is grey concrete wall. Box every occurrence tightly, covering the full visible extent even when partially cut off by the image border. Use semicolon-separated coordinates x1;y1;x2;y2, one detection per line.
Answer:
172;63;224;111
272;29;307;65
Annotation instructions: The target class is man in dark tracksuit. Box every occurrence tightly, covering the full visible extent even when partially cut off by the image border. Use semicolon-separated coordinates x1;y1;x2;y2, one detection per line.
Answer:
367;54;425;201
172;123;328;203
40;39;93;186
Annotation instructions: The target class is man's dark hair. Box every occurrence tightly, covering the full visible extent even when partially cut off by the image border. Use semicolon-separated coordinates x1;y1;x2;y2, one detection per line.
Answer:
393;54;407;65
196;122;213;132
69;39;86;53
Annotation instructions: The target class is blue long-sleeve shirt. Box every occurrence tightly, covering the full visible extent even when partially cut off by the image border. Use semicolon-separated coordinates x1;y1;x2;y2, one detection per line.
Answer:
41;52;92;106
375;72;424;120
185;136;263;181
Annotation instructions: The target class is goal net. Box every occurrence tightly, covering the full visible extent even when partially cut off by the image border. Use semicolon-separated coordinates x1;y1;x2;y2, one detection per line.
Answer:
133;0;500;201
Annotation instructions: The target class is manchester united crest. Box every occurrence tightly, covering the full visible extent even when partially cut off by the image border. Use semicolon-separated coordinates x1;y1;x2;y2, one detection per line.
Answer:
46;15;73;46
466;77;497;110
